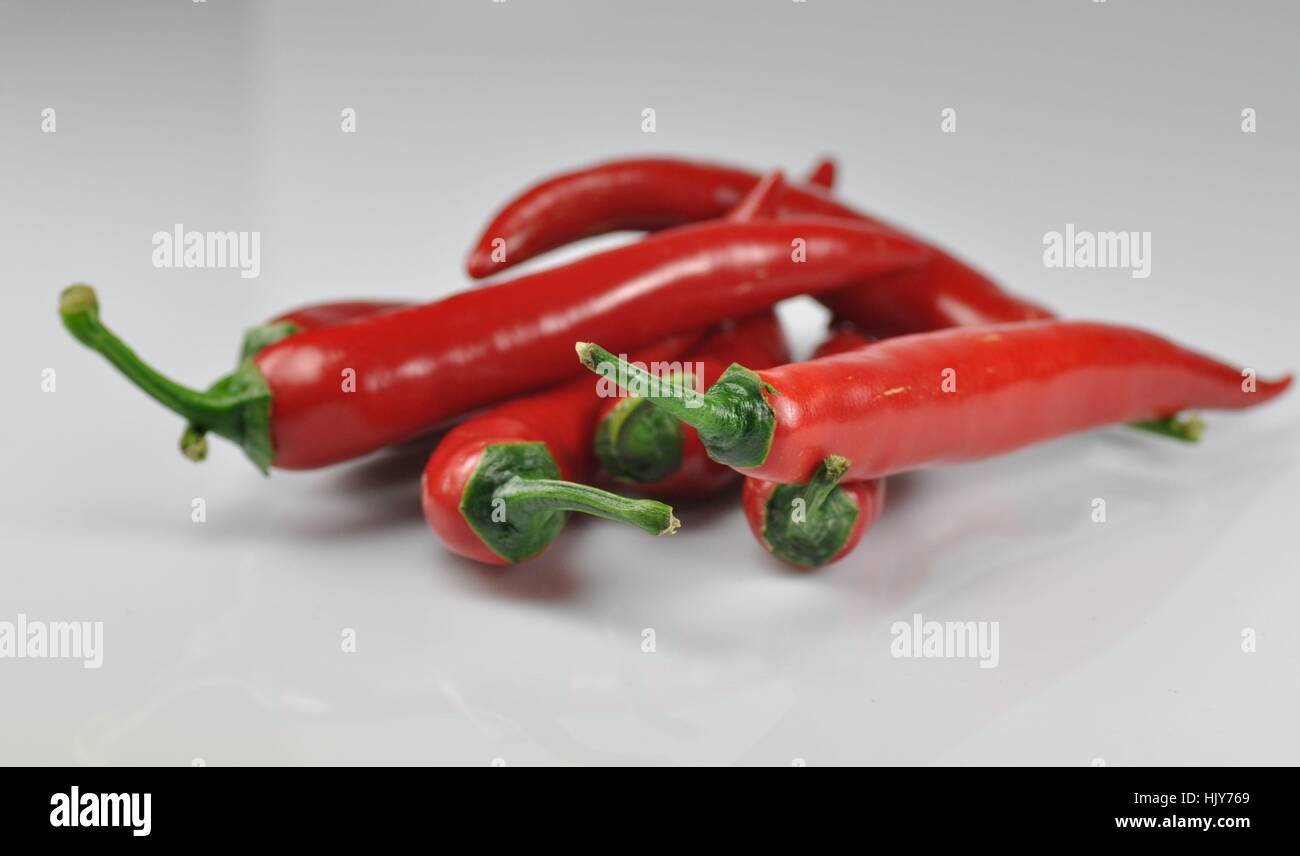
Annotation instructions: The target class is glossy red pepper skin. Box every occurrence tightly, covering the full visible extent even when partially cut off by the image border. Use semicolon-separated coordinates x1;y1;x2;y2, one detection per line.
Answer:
465;156;1052;332
257;219;925;470
422;333;698;565
268;300;411;331
579;322;1291;485
811;324;874;358
594;311;791;498
183;300;414;461
466;158;839;279
745;322;1292;483
742;473;886;568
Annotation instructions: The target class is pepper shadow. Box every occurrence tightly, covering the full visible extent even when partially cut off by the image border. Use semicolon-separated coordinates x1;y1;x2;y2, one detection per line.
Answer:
438;528;585;603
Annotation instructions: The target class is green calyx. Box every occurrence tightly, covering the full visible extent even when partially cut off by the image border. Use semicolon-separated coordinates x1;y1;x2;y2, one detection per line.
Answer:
576;342;776;469
460;442;680;564
594;392;685;484
181;320;300;461
58;284;275;472
238;321;299;362
762;455;859;568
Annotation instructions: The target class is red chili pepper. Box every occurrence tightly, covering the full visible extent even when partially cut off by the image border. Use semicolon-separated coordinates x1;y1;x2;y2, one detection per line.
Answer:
242;300;411;358
577;322;1291;484
464;155;1051;333
594;311;790;498
421;333;700;565
466;157;845;279
742;456;886;569
60;219;923;472
180;299;413;462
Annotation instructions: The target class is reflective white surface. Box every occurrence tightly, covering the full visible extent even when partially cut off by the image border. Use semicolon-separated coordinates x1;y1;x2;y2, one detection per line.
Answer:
2;1;1297;765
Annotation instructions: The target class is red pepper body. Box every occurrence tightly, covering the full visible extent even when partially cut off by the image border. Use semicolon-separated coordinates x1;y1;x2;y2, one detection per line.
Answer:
595;311;791;498
747;181;1055;333
816;254;1054;338
742;475;886;568
466;158;832;278
465;156;1052;331
812;324;873;358
183;299;420;461
742;321;1291;484
269;300;411;330
255;219;925;469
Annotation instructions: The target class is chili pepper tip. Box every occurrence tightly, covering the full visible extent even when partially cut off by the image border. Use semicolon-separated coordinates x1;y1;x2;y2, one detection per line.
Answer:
661;514;681;536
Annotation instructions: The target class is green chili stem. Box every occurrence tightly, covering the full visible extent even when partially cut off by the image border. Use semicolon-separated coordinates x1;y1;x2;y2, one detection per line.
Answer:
800;455;851;515
59;285;252;445
1130;414;1205;443
499;477;680;536
576;342;731;434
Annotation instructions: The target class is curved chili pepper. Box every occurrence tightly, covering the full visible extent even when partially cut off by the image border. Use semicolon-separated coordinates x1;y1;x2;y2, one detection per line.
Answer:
594;311;790;498
422;333;701;565
464;155;1051;333
181;299;412;462
742;456;886;569
60;219;923;472
577;322;1291;484
466;157;844;279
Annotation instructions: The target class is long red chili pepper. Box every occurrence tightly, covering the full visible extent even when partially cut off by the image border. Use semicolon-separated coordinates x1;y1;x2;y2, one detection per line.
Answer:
742;456;886;569
180;299;412;461
464;155;1051;332
577;322;1291;484
594;310;790;498
466;157;846;279
421;332;700;565
58;220;924;471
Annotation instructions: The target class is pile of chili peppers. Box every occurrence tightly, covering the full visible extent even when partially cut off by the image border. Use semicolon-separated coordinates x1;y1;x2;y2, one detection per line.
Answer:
61;156;1291;569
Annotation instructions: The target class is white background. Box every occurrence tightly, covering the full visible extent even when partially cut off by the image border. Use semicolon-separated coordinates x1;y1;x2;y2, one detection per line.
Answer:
2;1;1297;764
